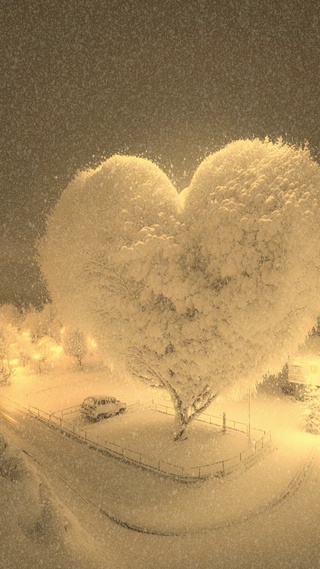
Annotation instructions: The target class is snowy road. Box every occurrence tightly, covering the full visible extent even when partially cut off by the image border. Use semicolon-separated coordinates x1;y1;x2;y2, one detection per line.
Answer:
1;398;320;568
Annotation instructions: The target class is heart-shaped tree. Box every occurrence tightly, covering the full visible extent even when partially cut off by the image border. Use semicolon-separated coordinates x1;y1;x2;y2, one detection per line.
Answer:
41;139;320;439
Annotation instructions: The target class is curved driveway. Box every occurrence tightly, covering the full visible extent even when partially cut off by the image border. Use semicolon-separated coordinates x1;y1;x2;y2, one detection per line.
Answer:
1;399;319;569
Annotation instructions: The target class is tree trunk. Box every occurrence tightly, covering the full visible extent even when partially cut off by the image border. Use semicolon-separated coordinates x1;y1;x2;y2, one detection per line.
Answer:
174;424;188;441
173;414;189;441
171;387;219;441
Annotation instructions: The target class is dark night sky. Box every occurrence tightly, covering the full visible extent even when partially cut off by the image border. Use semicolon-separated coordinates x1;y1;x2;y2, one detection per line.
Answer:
1;0;320;307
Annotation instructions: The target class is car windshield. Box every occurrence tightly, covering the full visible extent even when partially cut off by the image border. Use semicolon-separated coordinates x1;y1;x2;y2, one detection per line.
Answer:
83;397;96;407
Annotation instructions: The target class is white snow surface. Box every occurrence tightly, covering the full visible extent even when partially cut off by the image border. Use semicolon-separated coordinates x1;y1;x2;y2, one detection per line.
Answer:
1;364;320;568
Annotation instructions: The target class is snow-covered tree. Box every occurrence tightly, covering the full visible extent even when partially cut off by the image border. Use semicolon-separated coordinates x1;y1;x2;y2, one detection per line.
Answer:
23;303;62;342
0;304;23;328
0;305;23;382
15;332;34;367
40;139;320;439
63;329;87;368
0;324;16;383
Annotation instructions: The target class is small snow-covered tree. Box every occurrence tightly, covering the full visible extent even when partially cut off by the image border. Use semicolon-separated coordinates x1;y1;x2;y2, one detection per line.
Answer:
0;304;22;382
40;140;320;440
63;329;87;368
0;324;16;383
15;331;34;367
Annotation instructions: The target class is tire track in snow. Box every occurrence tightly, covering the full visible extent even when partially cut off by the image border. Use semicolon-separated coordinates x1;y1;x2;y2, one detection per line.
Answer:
100;442;318;536
99;443;318;536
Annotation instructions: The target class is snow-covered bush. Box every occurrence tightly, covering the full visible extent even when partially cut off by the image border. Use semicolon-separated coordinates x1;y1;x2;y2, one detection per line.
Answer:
0;431;110;568
0;434;24;480
40;139;320;439
304;382;320;434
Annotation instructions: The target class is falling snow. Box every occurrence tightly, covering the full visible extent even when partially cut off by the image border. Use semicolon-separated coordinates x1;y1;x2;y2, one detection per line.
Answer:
2;2;320;567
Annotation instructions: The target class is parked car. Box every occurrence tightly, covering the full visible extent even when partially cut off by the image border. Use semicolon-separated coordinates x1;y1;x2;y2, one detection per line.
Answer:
80;396;126;421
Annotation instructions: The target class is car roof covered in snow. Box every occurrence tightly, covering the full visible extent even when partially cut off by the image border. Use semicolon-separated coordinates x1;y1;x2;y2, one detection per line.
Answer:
83;395;118;401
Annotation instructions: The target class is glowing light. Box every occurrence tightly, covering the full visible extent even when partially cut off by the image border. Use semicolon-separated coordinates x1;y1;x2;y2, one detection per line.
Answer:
50;345;63;354
87;336;97;349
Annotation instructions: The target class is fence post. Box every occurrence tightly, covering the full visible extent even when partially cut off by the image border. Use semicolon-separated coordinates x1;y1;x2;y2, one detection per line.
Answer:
222;412;227;434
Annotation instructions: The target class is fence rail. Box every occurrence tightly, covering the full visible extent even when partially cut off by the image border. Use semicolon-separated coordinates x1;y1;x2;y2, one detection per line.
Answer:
27;401;271;481
153;402;266;437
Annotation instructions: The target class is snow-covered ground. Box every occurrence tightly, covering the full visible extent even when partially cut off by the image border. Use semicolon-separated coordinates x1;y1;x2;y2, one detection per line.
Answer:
0;363;319;568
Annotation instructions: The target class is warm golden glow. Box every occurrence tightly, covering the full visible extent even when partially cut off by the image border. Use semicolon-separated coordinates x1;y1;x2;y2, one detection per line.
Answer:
50;345;63;354
87;335;97;349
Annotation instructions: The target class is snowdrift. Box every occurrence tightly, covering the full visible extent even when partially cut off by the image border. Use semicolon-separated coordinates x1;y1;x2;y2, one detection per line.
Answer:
0;432;105;569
